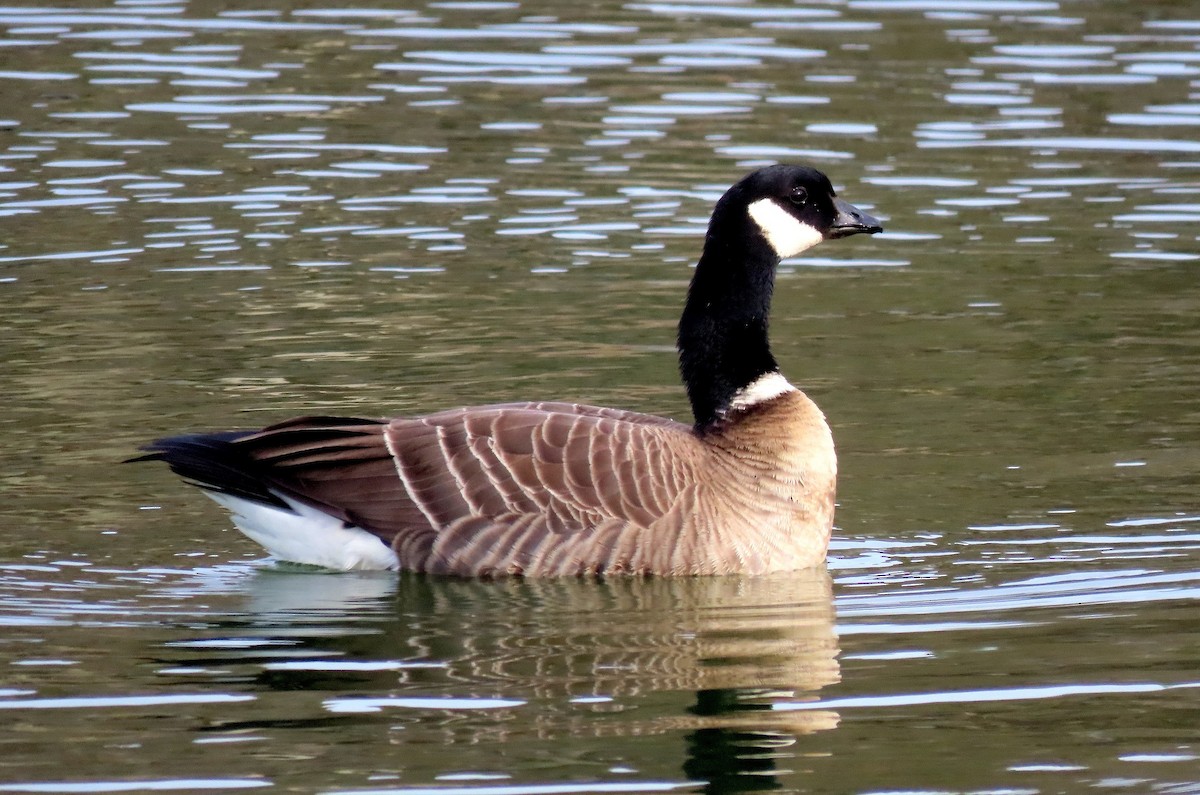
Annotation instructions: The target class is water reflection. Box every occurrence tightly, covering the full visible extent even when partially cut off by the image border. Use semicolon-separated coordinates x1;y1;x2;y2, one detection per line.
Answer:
231;569;838;710
184;570;839;794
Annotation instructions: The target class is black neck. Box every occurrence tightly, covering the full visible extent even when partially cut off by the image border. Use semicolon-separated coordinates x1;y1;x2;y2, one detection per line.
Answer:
677;216;780;431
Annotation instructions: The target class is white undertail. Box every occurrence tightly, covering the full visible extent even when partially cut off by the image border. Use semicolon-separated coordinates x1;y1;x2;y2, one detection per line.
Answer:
204;491;400;571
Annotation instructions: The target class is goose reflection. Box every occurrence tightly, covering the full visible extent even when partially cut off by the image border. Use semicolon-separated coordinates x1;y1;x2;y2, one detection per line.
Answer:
203;570;841;793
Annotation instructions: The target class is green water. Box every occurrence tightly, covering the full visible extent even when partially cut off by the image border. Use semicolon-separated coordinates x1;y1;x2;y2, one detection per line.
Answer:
1;1;1199;792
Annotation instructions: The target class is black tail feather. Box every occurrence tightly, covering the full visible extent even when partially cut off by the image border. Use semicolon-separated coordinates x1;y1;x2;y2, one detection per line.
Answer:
128;431;292;510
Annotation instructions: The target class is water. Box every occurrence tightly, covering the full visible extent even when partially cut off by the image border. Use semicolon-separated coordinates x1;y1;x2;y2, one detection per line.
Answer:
2;0;1199;792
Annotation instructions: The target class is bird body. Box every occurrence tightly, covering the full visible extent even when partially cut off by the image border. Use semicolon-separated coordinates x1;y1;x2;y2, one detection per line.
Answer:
135;165;881;576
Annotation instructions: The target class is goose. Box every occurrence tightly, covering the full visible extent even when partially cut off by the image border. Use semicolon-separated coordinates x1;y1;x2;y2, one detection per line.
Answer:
133;164;882;576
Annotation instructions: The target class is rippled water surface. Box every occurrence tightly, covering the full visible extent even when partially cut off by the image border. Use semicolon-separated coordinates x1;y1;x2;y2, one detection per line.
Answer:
2;1;1199;793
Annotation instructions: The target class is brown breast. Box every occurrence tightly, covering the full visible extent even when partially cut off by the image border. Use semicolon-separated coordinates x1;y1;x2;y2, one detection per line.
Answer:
689;389;837;574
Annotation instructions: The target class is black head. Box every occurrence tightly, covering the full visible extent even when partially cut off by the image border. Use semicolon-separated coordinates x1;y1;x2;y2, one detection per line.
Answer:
679;165;882;430
709;164;883;259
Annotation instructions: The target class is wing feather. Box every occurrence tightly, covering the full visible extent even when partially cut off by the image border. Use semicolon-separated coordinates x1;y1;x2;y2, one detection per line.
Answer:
202;404;701;574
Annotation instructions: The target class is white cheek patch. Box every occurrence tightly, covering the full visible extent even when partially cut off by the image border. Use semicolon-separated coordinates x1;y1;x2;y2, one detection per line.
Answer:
747;198;824;259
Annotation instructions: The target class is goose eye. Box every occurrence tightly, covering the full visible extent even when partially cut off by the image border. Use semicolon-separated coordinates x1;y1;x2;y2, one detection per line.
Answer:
788;187;808;207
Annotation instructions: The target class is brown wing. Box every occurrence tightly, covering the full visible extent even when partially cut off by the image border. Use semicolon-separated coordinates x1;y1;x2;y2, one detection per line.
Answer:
233;402;705;575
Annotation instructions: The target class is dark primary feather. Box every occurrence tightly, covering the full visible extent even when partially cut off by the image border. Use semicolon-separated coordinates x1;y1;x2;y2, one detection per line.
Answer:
132;430;290;510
